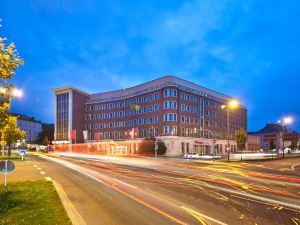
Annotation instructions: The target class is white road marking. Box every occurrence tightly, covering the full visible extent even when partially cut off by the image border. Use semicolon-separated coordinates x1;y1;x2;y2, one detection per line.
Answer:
37;167;41;170
291;163;300;171
40;171;46;175
33;165;37;167
44;177;52;181
181;206;228;225
112;178;137;189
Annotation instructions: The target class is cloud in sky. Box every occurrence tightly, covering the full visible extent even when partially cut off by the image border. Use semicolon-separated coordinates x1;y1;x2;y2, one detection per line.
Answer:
1;0;300;131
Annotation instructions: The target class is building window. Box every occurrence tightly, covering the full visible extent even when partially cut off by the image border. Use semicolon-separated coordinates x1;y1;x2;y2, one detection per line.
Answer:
149;105;153;112
149;95;153;101
154;104;159;111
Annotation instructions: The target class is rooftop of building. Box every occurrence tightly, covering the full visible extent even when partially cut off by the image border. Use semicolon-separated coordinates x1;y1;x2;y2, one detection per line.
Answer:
12;113;42;124
88;75;234;103
249;123;298;135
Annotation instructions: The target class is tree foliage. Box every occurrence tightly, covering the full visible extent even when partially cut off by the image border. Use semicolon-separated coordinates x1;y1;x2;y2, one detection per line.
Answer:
2;116;26;156
0;26;24;156
235;129;247;151
139;137;166;155
269;139;276;150
289;141;297;150
36;124;54;144
42;136;49;146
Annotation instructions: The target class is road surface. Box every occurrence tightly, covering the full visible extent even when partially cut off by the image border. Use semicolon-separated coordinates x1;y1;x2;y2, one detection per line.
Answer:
29;153;300;225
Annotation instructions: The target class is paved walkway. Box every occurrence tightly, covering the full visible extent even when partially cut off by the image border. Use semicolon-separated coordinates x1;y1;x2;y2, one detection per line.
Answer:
0;156;45;184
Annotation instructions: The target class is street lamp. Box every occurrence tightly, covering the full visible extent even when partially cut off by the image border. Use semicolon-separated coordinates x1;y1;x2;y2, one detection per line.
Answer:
278;116;293;158
222;99;240;161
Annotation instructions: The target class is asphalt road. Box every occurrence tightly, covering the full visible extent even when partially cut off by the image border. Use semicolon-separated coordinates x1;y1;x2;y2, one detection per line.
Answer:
31;153;300;225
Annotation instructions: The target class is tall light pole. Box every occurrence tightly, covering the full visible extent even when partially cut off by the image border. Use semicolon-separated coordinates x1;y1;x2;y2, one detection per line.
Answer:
222;100;240;161
0;87;24;156
278;117;292;159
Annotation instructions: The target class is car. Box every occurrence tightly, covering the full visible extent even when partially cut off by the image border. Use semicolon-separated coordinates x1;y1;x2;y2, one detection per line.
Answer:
183;153;201;159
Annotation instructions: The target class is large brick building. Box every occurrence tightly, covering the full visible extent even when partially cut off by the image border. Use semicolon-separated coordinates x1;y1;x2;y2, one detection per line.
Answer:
53;76;247;156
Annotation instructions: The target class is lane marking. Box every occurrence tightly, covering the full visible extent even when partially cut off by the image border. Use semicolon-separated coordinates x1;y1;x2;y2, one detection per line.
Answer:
230;195;298;213
33;165;37;167
181;206;228;225
37;167;41;170
112;178;137;189
292;163;300;171
52;180;86;225
40;171;46;175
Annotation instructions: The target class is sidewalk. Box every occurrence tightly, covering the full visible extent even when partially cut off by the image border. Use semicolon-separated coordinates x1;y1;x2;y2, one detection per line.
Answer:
0;155;45;184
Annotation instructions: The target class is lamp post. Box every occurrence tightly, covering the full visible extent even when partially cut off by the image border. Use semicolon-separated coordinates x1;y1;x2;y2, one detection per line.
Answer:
222;100;240;161
278;117;292;159
0;88;23;156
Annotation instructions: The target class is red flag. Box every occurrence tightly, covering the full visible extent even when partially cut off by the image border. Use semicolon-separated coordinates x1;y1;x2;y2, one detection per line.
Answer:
71;130;76;140
94;132;100;142
134;127;138;138
126;129;130;139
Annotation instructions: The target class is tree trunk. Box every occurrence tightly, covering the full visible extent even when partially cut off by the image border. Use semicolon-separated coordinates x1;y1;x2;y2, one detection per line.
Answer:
8;144;11;157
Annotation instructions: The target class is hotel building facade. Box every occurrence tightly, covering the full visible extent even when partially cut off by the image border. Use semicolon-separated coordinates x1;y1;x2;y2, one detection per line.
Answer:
53;76;247;156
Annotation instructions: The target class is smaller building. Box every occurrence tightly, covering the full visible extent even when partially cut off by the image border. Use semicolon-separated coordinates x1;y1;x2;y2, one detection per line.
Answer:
13;113;43;143
249;123;299;150
246;135;261;152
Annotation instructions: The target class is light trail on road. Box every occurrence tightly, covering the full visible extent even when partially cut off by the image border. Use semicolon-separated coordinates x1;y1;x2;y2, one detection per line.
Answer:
33;152;300;224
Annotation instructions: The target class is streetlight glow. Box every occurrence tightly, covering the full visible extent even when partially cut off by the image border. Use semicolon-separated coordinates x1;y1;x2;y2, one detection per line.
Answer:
12;88;23;98
229;99;239;108
283;117;292;124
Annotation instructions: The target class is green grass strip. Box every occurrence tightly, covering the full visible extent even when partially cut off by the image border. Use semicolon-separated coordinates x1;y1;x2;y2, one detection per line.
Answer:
0;180;71;225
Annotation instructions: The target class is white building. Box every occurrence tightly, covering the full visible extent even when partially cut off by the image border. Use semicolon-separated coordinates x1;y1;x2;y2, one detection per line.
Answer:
14;113;43;143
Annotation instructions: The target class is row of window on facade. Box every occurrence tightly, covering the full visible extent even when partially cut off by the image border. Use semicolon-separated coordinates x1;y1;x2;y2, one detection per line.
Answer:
205;110;245;123
205;120;243;131
85;126;236;140
85;116;160;130
86;92;161;112
18;120;41;128
85;104;159;120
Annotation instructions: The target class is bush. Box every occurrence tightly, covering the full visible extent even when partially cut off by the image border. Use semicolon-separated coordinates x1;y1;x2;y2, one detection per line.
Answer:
139;137;166;155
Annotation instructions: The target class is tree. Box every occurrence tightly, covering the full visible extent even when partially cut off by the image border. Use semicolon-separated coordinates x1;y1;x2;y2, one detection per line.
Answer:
139;137;166;155
2;116;26;156
235;129;247;151
42;136;49;146
36;124;54;144
289;141;297;150
0;23;24;156
269;139;276;150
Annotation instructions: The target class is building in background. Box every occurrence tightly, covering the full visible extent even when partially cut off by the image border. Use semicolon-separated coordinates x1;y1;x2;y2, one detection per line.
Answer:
13;113;43;143
249;123;300;150
246;134;261;152
53;75;247;156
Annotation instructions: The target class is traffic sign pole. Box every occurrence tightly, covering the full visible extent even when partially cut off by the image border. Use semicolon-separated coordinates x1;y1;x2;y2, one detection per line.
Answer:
4;160;7;186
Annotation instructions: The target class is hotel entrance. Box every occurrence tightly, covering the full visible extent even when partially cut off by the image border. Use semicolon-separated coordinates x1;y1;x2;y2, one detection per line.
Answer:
193;144;210;155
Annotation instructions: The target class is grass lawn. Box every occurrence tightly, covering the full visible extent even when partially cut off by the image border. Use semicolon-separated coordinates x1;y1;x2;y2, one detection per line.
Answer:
0;180;71;225
0;156;24;161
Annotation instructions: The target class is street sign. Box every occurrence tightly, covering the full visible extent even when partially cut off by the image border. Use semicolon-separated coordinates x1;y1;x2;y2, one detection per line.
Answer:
0;160;16;186
212;139;217;144
19;149;26;160
19;149;26;156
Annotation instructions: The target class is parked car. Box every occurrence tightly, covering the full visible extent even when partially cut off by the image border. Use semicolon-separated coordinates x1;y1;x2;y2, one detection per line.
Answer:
183;153;201;159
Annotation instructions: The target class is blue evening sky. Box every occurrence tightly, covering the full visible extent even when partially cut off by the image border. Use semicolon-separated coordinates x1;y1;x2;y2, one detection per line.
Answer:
1;0;299;131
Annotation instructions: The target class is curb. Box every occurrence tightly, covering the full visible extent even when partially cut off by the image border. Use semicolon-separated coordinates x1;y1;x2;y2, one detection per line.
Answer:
51;179;86;225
